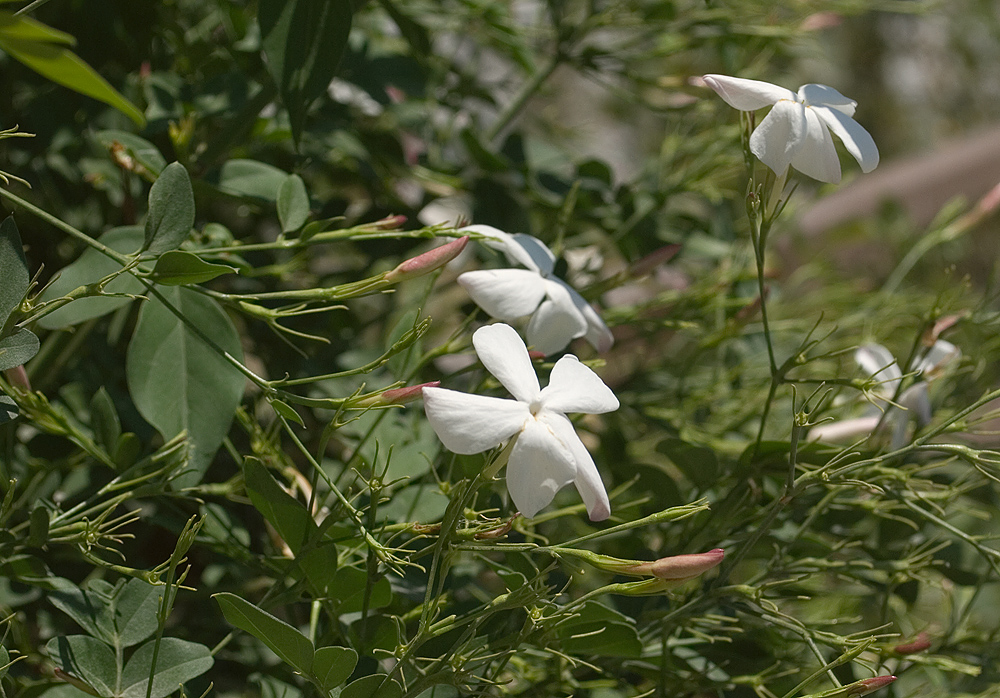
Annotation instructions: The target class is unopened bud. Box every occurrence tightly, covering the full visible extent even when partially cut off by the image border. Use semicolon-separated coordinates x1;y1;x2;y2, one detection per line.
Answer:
528;350;546;361
4;365;31;391
629;548;725;580
847;676;896;696
354;381;440;408
893;632;930;655
385;237;469;282
372;214;408;230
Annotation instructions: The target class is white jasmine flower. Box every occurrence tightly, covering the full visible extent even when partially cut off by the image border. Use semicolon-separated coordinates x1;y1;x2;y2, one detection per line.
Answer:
422;323;618;520
809;340;960;448
457;225;614;356
702;74;879;183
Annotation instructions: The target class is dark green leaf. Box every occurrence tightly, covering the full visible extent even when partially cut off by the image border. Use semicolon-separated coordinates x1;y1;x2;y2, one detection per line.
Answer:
259;0;353;141
113;579;163;648
214;592;314;675
114;433;142;469
121;638;214;698
0;395;17;424
243;457;317;555
90;387;122;456
48;585;113;643
45;635;117;696
330;566;392;613
270;398;304;426
312;645;357;691
0;216;28;325
339;674;402;698
0;28;144;125
143;162;195;254
94;130;167;175
0;329;39;372
36;226;145;330
149;250;237;285
28;506;48;547
125;286;245;482
299;542;339;597
657;437;719;489
211;159;288;202
0;643;8;681
277;174;310;232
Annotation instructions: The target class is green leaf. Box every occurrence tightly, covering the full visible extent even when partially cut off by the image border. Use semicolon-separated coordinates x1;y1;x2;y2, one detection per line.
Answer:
94;130;167;176
211;159;288;202
0;11;74;44
113;579;163;648
48;584;114;643
270;398;304;426
120;638;214;698
213;592;314;675
149;250;237;286
0;643;9;681
312;646;357;691
0;395;17;425
45;635;117;697
28;506;48;547
259;0;353;142
656;437;719;489
36;226;145;330
243;457;317;555
556;601;642;658
0;215;28;325
143;162;195;254
277;174;310;232
0;329;39;372
0;27;144;125
125;286;244;482
90;387;122;456
299;542;339;597
330;566;392;613
339;674;402;698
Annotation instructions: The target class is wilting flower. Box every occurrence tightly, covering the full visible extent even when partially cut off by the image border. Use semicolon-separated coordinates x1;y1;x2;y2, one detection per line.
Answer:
457;225;614;355
422;323;618;520
703;74;879;183
809;340;960;448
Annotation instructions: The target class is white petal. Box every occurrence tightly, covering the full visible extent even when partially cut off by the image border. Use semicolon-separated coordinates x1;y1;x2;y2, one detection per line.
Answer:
703;74;797;111
525;280;588;355
807;416;881;442
811;106;879;174
749;99;806;177
898;383;933;427
423;387;528;454
472;323;540;402
889;409;911;450
505;418;576;518
539;355;619;415
460;224;545;273
855;343;902;395
797;83;857;116
557;279;614;352
542;412;611;521
790;106;842;183
458;269;546;320
913;339;960;376
510;234;556;276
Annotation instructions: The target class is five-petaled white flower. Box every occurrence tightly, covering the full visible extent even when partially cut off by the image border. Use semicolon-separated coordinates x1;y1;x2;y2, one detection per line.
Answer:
809;340;960;448
422;323;618;520
457;225;614;356
703;74;879;183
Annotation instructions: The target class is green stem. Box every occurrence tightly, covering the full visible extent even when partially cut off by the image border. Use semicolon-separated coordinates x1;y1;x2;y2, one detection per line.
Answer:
485;54;562;142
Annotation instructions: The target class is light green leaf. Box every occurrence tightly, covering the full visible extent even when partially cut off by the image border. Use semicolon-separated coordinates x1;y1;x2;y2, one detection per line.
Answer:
113;579;163;648
149;251;237;286
312;646;357;692
120;638;214;698
259;0;353;142
36;226;145;330
45;636;117;697
213;592;314;675
48;584;114;643
0;11;74;44
0;215;28;325
0;28;144;125
94;130;167;176
0;329;39;372
143;162;195;254
90;387;122;457
243;457;317;555
211;159;288;202
277;174;310;232
125;286;244;482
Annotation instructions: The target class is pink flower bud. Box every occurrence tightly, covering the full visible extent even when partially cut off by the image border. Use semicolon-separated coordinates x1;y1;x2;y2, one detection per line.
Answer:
372;214;408;230
847;676;896;696
354;381;440;408
4;365;30;390
893;632;930;655
527;350;546;361
622;548;725;580
385;236;469;282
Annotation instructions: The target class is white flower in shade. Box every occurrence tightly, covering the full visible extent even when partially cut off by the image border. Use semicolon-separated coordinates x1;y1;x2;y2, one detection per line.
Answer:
809;340;960;448
422;323;619;520
702;74;879;183
457;225;614;356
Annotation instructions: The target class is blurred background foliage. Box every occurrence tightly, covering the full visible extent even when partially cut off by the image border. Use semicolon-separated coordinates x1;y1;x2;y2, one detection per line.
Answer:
2;1;1000;697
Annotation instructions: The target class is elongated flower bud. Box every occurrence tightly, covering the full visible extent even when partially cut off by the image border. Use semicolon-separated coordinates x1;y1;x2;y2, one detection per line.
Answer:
354;381;440;407
385;237;468;282
846;675;896;696
892;632;930;655
647;548;725;579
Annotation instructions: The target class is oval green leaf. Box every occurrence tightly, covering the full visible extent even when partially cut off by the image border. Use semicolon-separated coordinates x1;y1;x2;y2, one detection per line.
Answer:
144;162;195;254
0;328;39;372
277;174;310;232
149;250;237;286
0;215;28;325
45;635;117;697
121;638;214;698
243;457;316;555
340;674;402;698
213;592;313;675
312;645;357;691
